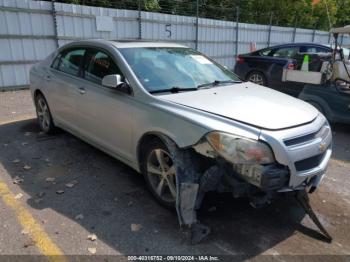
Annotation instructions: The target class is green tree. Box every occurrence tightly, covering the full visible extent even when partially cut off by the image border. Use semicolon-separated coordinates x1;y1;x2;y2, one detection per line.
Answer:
144;0;161;11
51;0;347;30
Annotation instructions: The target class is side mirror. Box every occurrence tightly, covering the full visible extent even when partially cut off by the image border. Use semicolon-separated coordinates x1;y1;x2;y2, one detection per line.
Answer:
102;74;132;94
102;74;124;89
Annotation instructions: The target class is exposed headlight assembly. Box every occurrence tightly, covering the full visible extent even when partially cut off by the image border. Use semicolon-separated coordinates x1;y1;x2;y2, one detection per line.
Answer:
206;132;275;165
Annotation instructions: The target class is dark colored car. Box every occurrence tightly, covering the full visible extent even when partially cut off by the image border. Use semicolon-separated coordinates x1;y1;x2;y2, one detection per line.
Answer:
234;43;332;97
299;83;350;125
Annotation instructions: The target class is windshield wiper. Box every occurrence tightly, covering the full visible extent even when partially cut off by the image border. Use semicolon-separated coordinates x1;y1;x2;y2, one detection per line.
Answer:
149;86;198;94
197;79;242;89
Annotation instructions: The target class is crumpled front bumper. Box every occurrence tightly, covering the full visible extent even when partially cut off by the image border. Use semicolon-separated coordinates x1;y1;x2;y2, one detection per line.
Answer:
259;114;332;191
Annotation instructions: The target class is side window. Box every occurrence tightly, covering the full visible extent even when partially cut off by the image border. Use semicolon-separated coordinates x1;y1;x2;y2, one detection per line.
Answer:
57;49;86;76
272;47;299;58
84;50;122;85
300;46;317;53
300;46;331;54
316;47;331;54
259;49;272;56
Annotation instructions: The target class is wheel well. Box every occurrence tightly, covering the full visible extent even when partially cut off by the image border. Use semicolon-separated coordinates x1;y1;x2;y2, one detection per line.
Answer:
137;133;175;172
34;89;44;99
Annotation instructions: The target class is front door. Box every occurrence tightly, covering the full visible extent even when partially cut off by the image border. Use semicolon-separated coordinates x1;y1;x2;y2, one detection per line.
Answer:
73;48;135;161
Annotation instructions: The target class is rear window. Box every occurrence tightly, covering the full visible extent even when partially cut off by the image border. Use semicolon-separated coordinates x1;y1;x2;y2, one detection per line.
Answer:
300;46;331;54
272;47;299;58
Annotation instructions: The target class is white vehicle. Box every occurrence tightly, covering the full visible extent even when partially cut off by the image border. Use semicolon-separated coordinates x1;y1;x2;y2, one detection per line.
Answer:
323;44;350;60
30;40;333;242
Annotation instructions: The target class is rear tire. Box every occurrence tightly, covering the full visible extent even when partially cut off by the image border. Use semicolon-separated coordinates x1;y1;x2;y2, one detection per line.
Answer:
34;93;56;134
247;71;267;86
141;139;177;209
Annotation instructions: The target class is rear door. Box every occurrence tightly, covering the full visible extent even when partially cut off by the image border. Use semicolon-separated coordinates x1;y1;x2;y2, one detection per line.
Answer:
238;47;294;89
237;48;275;80
48;48;86;129
73;48;135;161
269;46;306;96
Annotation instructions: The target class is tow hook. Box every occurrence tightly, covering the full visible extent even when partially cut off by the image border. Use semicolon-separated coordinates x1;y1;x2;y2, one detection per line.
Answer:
295;189;332;242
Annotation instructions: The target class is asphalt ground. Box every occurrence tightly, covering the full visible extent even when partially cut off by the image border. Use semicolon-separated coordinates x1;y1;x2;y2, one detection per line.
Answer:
0;90;349;261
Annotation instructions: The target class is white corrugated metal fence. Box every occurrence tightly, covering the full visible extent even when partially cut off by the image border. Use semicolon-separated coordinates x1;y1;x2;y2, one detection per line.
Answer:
1;0;349;90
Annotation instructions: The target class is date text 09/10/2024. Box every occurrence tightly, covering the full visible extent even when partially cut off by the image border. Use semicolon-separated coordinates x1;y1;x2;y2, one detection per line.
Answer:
128;255;220;261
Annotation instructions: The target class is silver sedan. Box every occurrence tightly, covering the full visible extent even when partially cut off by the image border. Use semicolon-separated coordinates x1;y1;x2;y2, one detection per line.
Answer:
30;40;332;240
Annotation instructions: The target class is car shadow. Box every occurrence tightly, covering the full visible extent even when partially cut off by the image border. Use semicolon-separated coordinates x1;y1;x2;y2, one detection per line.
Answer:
0;118;333;257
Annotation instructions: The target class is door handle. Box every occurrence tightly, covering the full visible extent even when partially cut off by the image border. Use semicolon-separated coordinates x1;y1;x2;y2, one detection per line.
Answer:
45;75;52;81
78;87;86;94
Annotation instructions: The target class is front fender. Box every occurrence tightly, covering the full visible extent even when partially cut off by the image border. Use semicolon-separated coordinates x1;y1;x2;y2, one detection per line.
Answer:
131;99;261;171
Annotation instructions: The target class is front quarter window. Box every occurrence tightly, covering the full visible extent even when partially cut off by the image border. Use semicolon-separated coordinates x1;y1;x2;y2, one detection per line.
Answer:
120;47;240;93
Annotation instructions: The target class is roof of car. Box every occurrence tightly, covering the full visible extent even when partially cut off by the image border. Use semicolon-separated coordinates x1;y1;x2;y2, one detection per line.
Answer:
112;40;188;48
70;39;188;49
262;42;332;50
330;25;350;34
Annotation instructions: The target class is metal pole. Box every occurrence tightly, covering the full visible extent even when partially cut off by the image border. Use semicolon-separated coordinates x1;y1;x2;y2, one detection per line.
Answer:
267;12;273;47
235;7;239;59
138;0;142;39
51;0;59;48
312;29;316;42
324;0;332;30
341;34;344;46
292;15;297;43
195;0;199;50
312;19;318;43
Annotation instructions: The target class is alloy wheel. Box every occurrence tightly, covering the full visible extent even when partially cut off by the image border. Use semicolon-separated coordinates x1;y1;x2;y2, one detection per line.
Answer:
146;148;177;203
249;73;265;86
36;97;51;132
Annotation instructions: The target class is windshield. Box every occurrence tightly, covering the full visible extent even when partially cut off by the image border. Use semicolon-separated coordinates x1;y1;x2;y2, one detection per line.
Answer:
119;47;240;93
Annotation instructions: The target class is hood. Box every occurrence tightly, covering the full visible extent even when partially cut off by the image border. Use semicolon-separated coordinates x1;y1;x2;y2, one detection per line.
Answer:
159;82;318;130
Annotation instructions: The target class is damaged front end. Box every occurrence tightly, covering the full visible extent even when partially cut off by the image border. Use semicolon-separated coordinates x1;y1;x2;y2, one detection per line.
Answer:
163;130;332;244
192;132;290;207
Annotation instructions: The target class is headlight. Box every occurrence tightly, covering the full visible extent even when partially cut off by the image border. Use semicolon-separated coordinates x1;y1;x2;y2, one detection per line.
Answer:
206;132;275;165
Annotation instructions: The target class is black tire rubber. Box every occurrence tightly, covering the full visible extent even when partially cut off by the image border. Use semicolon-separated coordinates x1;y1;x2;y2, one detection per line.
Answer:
34;93;57;134
246;71;268;86
141;139;176;209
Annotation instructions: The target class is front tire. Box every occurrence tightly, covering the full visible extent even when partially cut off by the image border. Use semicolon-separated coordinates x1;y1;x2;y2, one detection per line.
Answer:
141;139;177;209
34;93;56;134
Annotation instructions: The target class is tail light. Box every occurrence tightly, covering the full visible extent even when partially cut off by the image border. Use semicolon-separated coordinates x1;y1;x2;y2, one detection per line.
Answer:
236;55;244;64
287;62;295;70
